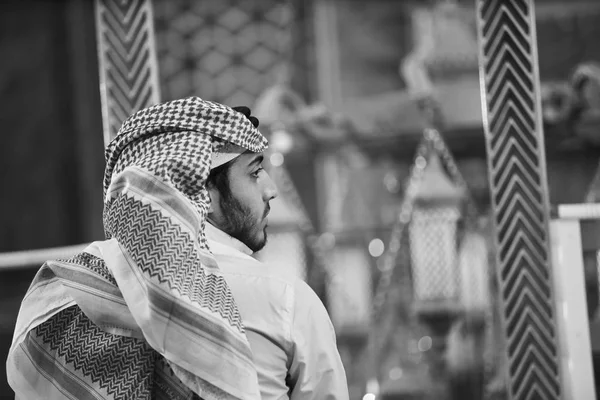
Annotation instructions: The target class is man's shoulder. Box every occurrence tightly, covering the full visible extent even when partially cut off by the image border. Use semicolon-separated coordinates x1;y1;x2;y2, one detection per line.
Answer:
224;256;305;291
291;278;329;320
212;247;300;294
208;238;324;311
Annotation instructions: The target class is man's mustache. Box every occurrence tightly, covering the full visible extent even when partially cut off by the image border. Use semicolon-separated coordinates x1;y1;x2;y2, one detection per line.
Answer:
263;204;271;219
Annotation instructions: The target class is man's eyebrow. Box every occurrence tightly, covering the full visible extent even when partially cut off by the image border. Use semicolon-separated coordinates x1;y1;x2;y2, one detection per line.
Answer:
248;155;264;168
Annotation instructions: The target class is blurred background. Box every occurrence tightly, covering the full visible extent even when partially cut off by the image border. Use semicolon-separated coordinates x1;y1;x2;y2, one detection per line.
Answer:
2;0;600;399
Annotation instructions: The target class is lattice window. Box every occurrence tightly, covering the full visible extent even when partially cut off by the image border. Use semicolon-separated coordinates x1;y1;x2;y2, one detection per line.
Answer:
153;0;316;105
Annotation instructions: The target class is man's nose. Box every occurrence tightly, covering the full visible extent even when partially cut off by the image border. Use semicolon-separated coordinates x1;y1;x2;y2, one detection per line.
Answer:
264;175;278;201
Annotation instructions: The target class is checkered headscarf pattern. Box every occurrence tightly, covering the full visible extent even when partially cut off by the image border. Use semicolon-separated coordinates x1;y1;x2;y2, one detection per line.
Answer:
103;96;269;247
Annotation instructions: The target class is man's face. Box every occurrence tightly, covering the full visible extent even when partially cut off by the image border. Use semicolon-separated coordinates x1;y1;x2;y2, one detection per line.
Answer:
207;152;278;252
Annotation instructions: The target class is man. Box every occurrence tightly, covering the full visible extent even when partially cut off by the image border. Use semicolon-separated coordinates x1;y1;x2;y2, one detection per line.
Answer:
6;97;347;400
204;106;348;399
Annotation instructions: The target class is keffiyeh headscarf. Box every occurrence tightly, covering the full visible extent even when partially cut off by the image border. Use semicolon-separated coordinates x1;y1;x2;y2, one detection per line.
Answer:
7;97;268;400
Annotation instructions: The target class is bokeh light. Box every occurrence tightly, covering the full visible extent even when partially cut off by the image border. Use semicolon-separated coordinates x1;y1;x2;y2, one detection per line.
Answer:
418;335;433;352
269;152;284;167
368;238;385;257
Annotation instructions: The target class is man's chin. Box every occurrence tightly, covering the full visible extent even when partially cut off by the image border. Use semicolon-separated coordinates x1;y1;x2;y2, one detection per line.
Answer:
247;228;268;253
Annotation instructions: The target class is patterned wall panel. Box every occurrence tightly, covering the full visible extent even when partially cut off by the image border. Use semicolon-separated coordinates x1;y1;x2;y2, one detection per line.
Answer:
475;1;561;399
153;0;316;106
95;0;161;145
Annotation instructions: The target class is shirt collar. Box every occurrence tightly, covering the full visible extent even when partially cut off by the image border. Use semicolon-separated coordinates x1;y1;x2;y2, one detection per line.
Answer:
205;222;254;256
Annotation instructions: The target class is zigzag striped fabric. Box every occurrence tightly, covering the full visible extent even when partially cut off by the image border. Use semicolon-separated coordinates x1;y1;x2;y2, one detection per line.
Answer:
7;97;268;399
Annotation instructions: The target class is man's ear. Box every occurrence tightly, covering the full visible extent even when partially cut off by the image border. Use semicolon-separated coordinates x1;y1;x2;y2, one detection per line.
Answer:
206;182;218;213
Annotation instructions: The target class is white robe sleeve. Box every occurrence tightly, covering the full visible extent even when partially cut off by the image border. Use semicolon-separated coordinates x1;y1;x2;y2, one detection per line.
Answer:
287;281;349;400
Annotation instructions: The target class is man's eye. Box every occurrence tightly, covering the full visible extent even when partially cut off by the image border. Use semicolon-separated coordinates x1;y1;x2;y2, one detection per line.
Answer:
252;167;264;177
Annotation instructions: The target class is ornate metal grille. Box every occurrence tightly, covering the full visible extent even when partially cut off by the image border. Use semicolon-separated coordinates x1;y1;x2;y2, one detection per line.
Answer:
95;0;161;145
475;1;561;398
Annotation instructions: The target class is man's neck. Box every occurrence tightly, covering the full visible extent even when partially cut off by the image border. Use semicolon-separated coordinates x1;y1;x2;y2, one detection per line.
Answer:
205;222;253;256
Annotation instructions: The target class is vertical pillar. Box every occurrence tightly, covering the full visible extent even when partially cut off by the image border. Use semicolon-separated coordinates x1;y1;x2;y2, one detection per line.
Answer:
95;0;161;146
549;219;595;400
475;1;561;398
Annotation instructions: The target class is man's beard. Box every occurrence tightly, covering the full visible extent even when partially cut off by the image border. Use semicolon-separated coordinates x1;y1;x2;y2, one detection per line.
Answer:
219;190;269;252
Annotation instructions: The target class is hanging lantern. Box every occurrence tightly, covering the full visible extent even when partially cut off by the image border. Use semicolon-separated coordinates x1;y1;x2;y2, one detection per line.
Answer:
409;151;466;305
404;147;467;385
